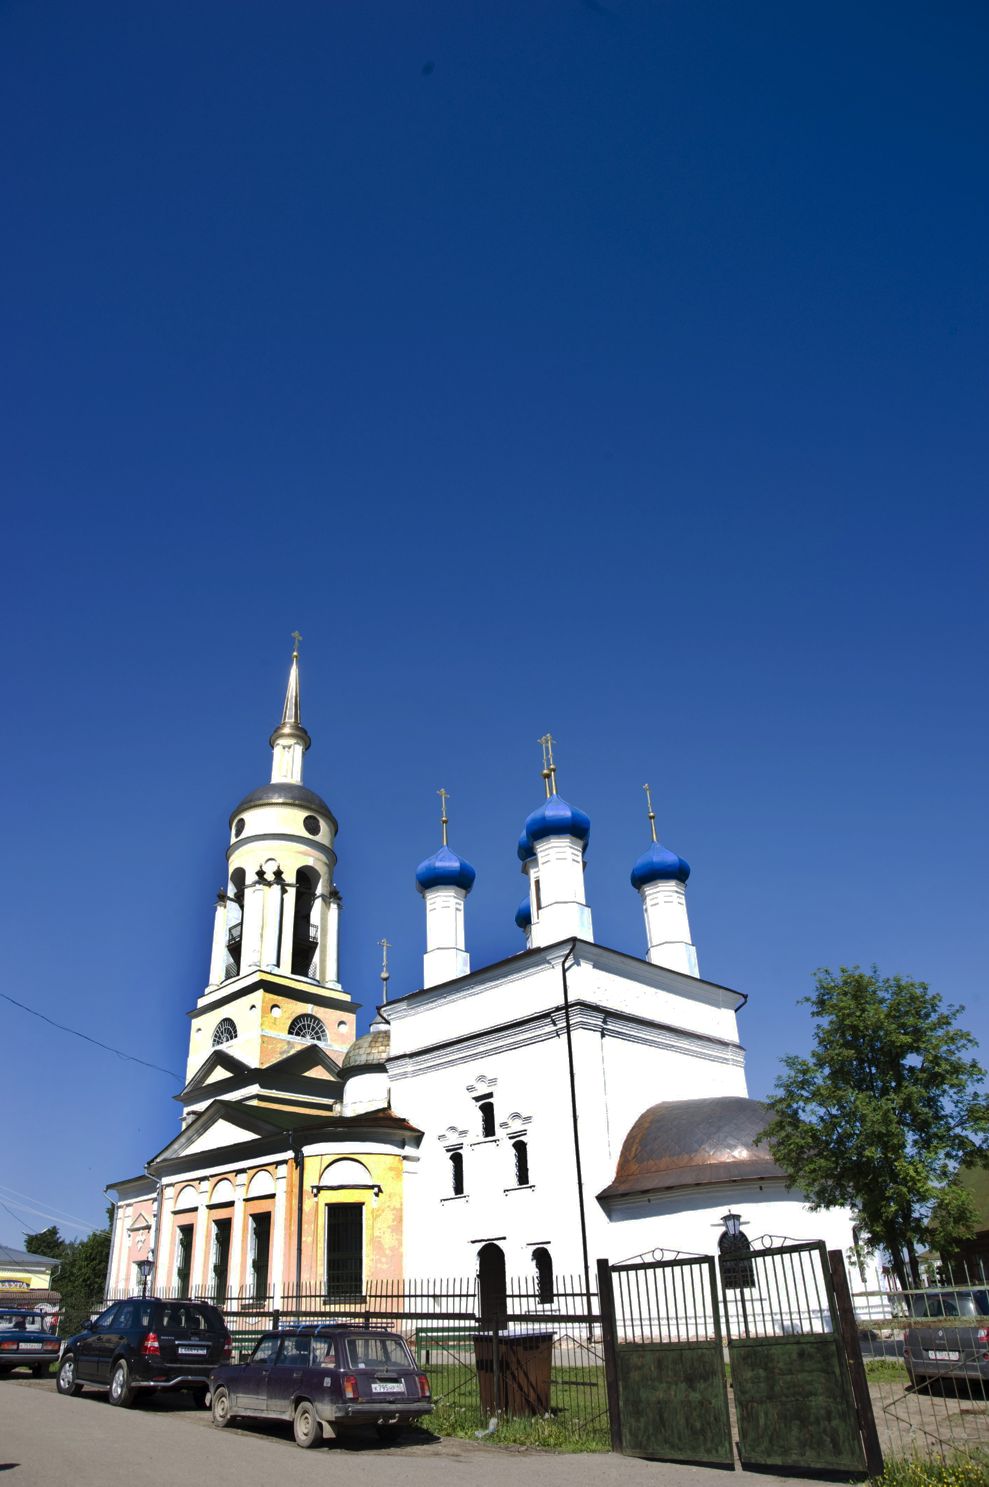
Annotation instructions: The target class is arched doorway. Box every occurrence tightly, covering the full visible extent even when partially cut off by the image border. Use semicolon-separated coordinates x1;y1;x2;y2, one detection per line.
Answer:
477;1242;507;1324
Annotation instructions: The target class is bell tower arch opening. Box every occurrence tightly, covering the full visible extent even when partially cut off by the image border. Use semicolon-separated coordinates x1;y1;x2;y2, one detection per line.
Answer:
291;867;319;977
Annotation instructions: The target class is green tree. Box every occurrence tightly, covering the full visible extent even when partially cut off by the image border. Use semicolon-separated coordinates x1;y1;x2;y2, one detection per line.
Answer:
49;1221;113;1337
760;966;989;1289
24;1226;66;1258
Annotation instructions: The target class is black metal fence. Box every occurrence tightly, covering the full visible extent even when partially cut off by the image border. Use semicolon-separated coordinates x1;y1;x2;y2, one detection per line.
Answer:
96;1272;609;1444
853;1270;989;1466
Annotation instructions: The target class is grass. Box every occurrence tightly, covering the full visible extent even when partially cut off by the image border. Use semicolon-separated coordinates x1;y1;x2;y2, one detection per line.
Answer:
417;1359;610;1452
866;1359;910;1382
876;1454;989;1487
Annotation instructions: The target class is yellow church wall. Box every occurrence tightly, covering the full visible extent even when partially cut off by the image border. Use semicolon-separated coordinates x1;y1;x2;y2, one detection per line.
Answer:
294;1151;405;1292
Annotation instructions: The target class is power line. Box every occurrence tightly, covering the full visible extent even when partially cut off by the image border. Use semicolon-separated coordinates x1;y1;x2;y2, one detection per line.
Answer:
0;1183;97;1231
0;992;179;1081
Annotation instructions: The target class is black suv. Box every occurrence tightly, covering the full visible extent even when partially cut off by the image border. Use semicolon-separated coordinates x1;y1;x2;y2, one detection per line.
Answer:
209;1324;432;1448
57;1298;231;1407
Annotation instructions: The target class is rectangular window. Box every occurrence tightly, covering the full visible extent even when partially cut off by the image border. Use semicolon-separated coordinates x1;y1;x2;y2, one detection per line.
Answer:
211;1217;232;1301
478;1097;495;1139
175;1225;193;1296
533;878;542;912
325;1203;364;1299
249;1212;272;1302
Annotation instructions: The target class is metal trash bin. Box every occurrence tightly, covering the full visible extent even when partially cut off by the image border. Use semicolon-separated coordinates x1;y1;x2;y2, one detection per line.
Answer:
473;1329;554;1417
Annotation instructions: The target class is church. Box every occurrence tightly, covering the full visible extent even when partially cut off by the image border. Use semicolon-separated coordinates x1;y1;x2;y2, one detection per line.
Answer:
105;645;854;1305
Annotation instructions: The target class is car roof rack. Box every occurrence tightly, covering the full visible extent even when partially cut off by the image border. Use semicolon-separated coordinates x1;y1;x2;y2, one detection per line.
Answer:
274;1321;395;1335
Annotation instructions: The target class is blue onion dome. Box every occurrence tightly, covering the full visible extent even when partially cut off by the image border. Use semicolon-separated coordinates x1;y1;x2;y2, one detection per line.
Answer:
630;840;691;890
415;844;477;895
517;826;535;863
515;895;532;930
523;793;591;850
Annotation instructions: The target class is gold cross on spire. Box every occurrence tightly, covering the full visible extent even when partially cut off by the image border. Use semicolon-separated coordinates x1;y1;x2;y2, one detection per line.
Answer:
378;937;391;1001
291;630;302;658
437;788;449;846
538;734;557;797
643;782;658;843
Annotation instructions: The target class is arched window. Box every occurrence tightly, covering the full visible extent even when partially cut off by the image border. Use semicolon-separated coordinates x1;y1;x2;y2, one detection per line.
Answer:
212;1018;237;1047
533;1247;554;1303
478;1242;507;1324
512;1138;530;1186
287;1013;327;1043
449;1151;464;1197
292;868;319;977
478;1097;495;1139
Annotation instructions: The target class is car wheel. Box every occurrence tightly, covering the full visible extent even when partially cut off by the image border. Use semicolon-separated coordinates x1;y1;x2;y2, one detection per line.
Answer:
190;1387;211;1409
293;1398;322;1449
56;1354;83;1397
31;1363;50;1378
108;1359;136;1408
211;1386;233;1428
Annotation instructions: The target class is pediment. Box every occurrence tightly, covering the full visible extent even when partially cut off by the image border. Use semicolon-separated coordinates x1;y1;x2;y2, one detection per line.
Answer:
268;1044;341;1080
181;1049;250;1096
150;1101;281;1166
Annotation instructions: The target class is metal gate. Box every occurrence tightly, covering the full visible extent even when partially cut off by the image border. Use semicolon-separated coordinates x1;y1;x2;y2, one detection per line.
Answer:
720;1240;866;1475
602;1243;870;1475
606;1254;733;1464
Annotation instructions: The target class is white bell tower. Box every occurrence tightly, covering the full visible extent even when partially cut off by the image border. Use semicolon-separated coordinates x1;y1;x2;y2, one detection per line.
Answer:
189;636;357;1081
520;736;593;948
415;789;476;989
630;784;698;977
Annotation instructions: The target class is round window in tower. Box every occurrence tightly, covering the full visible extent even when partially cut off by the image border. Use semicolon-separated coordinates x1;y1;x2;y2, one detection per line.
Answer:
212;1018;238;1047
287;1014;327;1043
234;817;246;839
302;815;321;837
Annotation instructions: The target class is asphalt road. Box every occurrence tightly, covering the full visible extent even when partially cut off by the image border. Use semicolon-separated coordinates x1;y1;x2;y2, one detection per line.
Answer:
0;1377;812;1487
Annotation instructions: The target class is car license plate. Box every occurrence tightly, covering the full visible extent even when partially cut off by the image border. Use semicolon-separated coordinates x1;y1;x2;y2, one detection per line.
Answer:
178;1345;208;1356
928;1350;960;1361
19;1343;42;1351
372;1382;402;1394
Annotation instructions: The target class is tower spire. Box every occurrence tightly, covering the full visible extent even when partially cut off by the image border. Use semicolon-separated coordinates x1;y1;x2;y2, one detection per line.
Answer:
643;782;658;843
269;632;311;782
539;734;557;797
437;788;449;846
378;937;391;1003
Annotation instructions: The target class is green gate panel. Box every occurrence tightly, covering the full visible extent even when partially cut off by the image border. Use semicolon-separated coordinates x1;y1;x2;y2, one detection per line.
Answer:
617;1343;733;1464
730;1336;866;1474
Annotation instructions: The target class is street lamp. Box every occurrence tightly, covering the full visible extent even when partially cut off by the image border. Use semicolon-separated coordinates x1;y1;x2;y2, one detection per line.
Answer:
721;1212;742;1238
136;1257;154;1300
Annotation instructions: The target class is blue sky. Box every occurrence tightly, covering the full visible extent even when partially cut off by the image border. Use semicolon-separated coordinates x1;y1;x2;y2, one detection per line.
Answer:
1;1;986;1248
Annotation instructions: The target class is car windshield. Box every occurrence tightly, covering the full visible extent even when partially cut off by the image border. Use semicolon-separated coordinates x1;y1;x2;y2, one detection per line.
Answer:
910;1290;989;1319
0;1312;45;1333
345;1335;414;1370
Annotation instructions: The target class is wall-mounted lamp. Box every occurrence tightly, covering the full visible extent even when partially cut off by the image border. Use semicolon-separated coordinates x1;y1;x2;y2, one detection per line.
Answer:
136;1256;154;1300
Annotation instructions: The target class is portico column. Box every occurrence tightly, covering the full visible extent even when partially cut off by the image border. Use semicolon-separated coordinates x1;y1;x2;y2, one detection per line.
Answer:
271;1162;288;1306
260;879;283;971
190;1181;210;1297
228;1174;247;1304
208;894;228;987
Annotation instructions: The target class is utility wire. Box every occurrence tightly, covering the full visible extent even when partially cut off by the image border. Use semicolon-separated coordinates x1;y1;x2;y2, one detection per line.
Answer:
0;992;179;1081
0;1184;102;1231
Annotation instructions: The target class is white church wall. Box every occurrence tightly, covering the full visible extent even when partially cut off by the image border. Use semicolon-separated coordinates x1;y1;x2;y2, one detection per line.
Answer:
598;1181;857;1268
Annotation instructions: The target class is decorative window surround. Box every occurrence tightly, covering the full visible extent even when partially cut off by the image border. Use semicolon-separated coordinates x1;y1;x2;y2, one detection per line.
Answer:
503;1184;535;1195
440;1194;468;1205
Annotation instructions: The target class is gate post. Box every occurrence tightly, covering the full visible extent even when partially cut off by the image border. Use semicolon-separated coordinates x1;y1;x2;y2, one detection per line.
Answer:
828;1248;884;1478
596;1258;623;1453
